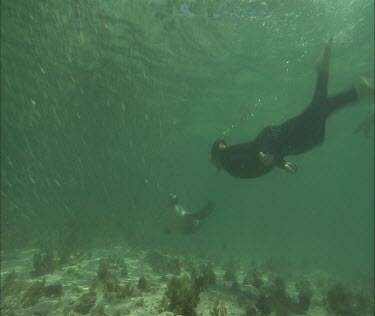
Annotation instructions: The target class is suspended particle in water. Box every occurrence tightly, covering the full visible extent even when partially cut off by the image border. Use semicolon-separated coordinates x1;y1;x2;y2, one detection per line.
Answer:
29;175;37;185
38;64;45;74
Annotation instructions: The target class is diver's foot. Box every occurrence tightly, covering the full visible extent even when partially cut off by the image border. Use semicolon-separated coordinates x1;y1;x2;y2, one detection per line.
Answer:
315;37;333;74
355;77;375;102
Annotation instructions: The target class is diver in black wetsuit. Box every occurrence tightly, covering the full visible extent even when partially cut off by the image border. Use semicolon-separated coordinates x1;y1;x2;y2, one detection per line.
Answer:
211;38;374;179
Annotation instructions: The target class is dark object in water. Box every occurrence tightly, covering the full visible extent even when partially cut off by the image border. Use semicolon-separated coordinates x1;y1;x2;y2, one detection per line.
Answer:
243;270;264;289
74;291;97;315
199;262;216;286
255;293;272;316
44;284;64;297
163;276;205;316
21;279;46;308
326;282;374;316
1;270;17;291
254;275;307;316
32;250;55;276
145;249;181;275
245;304;259;316
137;276;149;292
292;280;313;314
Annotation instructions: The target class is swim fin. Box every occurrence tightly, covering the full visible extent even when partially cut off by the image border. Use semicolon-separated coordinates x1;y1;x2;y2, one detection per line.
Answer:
315;37;333;74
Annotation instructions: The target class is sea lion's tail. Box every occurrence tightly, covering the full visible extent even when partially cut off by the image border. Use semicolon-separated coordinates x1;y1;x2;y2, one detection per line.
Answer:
193;201;215;221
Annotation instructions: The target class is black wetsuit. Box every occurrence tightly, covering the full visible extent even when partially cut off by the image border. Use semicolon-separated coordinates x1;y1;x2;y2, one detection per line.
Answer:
218;70;359;179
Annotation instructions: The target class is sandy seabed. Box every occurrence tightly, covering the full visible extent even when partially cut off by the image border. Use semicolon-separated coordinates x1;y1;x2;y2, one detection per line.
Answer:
1;244;373;316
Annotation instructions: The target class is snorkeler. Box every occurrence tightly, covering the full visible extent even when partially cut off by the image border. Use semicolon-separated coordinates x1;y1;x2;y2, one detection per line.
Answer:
211;38;374;179
164;194;215;235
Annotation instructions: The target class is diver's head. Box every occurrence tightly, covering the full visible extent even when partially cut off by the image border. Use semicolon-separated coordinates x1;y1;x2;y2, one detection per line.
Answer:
211;139;227;171
167;193;178;206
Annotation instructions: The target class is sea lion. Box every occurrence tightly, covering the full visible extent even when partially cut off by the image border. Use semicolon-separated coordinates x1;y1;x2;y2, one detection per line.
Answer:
164;194;215;235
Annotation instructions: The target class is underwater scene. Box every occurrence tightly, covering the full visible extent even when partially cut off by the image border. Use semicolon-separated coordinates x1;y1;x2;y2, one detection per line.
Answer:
1;0;374;315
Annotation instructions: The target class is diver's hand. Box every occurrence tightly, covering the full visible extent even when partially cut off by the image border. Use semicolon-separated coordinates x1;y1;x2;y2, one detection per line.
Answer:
283;161;297;174
259;152;275;166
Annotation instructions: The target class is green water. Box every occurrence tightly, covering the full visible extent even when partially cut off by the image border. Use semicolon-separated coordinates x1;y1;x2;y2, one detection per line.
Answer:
1;0;374;284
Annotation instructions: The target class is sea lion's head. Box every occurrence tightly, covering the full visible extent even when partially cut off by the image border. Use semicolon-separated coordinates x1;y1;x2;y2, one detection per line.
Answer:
167;193;178;206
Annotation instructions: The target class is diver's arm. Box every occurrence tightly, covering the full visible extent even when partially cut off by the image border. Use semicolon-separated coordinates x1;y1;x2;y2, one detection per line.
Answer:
257;126;293;171
259;152;297;174
258;151;275;166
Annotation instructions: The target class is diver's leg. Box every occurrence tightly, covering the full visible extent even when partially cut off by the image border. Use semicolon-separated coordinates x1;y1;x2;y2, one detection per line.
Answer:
279;38;333;133
311;38;333;105
325;87;358;115
326;78;374;116
265;41;334;169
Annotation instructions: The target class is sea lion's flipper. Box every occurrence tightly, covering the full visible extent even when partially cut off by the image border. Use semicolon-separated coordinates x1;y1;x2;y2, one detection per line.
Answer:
192;201;215;221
